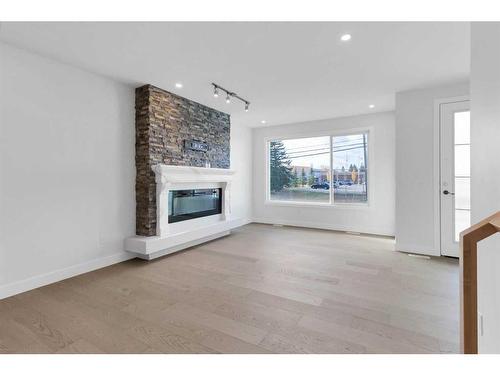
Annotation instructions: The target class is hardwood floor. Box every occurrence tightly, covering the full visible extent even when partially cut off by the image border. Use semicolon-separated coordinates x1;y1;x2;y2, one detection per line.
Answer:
0;224;459;353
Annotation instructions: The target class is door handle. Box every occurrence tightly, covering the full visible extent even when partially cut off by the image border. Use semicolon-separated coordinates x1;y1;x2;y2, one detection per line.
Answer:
443;190;455;195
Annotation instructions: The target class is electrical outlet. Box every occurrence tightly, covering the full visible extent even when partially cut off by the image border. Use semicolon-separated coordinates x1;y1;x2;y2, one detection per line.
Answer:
479;312;484;336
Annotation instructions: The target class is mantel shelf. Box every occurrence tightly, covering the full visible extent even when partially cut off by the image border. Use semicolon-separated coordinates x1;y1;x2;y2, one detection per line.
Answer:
153;164;235;175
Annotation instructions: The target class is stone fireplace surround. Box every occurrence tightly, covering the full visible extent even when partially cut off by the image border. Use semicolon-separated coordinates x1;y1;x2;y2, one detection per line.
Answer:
125;164;236;260
134;84;231;237
127;84;235;260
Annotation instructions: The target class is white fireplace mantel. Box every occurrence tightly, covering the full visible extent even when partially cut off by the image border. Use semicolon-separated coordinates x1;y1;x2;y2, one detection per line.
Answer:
153;165;235;237
153;164;235;184
125;164;237;260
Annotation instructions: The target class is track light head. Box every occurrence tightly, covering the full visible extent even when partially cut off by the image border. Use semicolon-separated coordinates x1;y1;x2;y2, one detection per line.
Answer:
212;83;249;111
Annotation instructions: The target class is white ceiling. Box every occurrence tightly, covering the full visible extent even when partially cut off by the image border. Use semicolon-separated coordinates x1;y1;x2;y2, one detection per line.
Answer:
0;22;470;128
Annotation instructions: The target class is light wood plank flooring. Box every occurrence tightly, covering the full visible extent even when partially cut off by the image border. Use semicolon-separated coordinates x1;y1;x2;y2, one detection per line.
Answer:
0;224;459;354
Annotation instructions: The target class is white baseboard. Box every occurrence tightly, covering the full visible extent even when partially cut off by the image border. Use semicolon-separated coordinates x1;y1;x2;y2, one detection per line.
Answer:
394;242;440;257
0;252;135;300
251;217;394;238
0;217;253;300
230;217;253;228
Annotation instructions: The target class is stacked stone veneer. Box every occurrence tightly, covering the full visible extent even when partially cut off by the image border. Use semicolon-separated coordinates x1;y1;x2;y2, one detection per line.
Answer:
135;84;231;236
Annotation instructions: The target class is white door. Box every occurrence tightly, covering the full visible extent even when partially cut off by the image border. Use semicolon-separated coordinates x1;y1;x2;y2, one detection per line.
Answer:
440;100;471;257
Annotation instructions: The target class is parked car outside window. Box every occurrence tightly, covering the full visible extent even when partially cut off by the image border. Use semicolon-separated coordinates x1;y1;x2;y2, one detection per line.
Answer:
311;182;330;190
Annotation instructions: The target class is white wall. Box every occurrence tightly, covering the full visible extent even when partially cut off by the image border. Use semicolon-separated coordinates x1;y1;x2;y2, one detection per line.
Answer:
230;122;253;224
470;22;500;353
252;112;395;236
0;42;253;299
0;42;136;298
395;82;469;256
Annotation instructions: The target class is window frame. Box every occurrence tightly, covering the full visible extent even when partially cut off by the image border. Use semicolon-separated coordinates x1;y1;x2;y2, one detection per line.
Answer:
264;126;373;209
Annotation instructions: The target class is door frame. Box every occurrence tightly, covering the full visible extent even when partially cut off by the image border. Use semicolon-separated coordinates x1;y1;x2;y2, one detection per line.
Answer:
433;95;470;257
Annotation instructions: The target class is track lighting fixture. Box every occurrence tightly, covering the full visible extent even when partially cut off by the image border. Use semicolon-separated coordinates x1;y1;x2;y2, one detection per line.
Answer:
211;83;250;112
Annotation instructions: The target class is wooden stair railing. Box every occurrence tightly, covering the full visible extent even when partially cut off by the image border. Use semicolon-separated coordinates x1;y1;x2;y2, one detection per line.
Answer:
460;211;500;354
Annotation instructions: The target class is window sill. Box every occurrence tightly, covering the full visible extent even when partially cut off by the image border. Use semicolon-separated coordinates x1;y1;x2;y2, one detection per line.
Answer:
264;200;371;210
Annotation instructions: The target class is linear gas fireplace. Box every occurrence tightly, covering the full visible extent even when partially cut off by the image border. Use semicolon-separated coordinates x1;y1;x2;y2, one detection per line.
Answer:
168;188;222;223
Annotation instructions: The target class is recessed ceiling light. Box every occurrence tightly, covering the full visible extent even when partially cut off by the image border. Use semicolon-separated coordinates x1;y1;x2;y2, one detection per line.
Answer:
340;34;352;42
261;120;267;124
175;83;183;88
369;104;375;109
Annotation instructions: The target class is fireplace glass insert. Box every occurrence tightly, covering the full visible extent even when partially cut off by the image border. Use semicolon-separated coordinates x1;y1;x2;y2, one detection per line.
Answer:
168;188;222;223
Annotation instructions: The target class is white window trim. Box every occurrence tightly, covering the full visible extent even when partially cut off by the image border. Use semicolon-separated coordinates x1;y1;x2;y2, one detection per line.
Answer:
264;126;374;209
